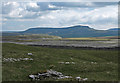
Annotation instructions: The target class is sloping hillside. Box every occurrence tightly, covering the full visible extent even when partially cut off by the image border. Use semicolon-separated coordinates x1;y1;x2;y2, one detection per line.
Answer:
21;25;118;38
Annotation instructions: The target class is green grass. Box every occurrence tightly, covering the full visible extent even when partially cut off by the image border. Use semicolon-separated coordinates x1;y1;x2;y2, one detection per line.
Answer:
2;43;118;81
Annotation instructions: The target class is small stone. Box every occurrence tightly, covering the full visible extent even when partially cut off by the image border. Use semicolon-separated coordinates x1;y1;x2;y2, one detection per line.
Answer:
65;62;70;64
29;75;36;80
70;58;73;60
71;62;75;64
106;71;110;74
91;62;94;64
82;78;88;81
23;58;29;60
28;53;33;55
29;58;33;60
64;76;72;78
76;77;81;81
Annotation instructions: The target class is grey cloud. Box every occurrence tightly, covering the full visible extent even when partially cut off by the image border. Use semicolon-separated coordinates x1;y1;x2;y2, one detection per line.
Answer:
2;2;62;19
2;2;19;14
36;2;61;11
2;2;117;18
26;7;40;12
50;2;117;8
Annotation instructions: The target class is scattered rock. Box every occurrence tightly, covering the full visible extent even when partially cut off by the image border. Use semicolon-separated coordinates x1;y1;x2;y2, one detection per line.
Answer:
29;69;88;81
64;76;72;79
3;58;33;62
91;62;94;64
82;78;88;81
29;75;38;80
91;62;97;64
29;58;33;60
106;71;110;74
75;77;88;81
58;62;75;64
29;69;72;80
75;77;81;81
28;53;33;55
71;62;75;64
65;62;70;64
70;58;73;60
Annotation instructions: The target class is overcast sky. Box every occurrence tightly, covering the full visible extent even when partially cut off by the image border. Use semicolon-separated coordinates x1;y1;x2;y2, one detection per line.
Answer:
1;1;119;31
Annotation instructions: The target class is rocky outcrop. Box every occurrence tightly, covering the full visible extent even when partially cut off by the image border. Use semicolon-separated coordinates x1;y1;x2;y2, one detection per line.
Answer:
29;69;88;81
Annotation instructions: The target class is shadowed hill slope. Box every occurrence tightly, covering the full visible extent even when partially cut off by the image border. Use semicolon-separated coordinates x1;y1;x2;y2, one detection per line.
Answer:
21;25;119;38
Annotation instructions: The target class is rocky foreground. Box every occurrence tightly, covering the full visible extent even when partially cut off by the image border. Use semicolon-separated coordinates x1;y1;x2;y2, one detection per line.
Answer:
29;69;88;81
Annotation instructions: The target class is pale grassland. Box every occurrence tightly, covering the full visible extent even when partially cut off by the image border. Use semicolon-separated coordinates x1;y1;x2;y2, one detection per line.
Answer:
63;38;111;41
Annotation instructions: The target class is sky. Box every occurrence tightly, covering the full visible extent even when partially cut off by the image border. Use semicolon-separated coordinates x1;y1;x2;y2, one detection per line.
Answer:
0;1;119;31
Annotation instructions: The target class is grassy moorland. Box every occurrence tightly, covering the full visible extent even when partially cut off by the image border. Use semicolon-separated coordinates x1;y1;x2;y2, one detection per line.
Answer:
2;43;118;81
2;34;62;42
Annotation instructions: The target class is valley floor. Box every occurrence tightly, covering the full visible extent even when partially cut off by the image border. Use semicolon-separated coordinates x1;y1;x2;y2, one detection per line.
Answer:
2;39;119;49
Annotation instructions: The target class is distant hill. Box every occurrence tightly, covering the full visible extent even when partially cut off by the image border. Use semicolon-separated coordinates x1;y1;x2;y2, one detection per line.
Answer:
1;32;23;36
108;28;120;31
20;25;119;38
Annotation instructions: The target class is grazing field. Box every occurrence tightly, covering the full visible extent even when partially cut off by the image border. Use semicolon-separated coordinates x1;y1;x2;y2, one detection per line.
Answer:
2;43;118;81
